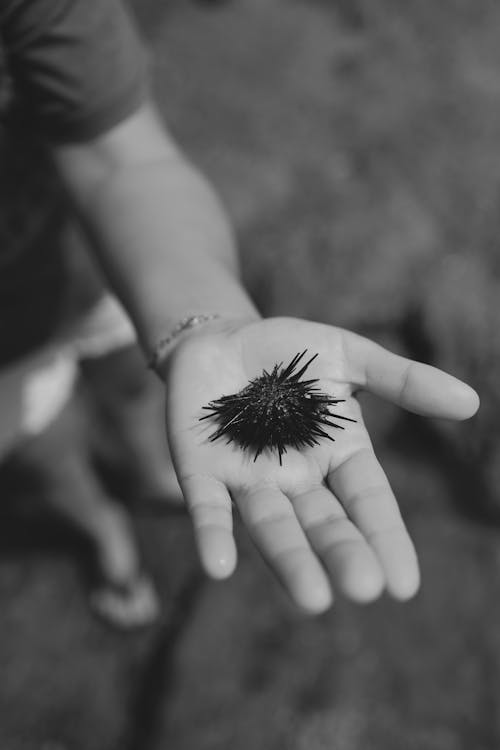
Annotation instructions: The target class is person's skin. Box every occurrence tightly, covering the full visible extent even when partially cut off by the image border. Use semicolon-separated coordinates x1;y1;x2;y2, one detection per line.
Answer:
52;102;480;613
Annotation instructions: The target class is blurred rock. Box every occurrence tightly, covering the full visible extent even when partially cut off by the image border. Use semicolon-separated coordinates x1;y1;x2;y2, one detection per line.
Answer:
418;253;500;517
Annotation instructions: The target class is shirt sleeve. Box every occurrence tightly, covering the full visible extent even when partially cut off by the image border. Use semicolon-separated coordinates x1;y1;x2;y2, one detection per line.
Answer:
0;0;149;143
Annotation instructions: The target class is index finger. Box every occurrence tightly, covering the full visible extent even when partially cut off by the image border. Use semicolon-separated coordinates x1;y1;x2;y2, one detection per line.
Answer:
342;331;479;420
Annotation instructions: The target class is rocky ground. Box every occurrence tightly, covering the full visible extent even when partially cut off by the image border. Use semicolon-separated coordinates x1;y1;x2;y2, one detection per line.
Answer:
3;1;500;748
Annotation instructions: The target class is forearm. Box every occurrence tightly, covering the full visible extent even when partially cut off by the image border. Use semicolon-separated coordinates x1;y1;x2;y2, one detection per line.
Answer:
53;106;260;359
78;158;259;353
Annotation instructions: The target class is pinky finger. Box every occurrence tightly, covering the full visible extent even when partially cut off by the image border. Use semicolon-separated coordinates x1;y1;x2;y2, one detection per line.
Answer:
180;474;237;580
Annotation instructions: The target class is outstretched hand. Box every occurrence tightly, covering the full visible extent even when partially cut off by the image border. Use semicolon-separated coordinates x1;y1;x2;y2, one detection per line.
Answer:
164;317;479;613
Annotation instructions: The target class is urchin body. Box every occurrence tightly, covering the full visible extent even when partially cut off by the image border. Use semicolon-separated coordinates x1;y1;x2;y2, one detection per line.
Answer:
200;351;355;464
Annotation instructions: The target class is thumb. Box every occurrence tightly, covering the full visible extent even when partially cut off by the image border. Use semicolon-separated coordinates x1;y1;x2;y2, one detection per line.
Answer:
342;331;480;420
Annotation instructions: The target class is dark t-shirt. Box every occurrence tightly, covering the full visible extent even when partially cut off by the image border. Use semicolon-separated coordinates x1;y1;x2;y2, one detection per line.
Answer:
0;0;148;365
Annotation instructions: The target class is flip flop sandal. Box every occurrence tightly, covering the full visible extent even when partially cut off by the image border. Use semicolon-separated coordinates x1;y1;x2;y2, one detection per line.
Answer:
89;574;160;630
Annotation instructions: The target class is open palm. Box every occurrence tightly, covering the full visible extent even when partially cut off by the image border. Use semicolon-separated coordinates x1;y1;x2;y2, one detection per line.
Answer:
165;317;479;613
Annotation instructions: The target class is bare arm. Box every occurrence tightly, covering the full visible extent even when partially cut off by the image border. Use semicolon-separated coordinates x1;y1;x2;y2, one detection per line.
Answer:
52;101;260;365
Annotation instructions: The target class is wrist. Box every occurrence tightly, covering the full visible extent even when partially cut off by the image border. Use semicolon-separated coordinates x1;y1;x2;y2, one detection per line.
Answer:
147;311;260;381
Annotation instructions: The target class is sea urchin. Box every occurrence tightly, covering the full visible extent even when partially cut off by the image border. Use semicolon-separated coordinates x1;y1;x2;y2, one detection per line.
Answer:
200;350;355;465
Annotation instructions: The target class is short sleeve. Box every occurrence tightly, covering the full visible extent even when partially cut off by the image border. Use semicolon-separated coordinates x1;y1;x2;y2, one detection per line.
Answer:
0;0;149;143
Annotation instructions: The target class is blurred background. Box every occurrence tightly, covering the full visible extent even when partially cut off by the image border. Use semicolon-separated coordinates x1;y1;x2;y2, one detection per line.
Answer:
2;1;500;747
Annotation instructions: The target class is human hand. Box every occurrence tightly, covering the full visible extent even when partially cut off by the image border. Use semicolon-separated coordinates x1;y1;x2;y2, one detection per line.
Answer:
164;317;479;613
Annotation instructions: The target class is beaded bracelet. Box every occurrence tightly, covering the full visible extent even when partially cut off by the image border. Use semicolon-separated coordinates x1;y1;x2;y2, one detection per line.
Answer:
147;313;220;374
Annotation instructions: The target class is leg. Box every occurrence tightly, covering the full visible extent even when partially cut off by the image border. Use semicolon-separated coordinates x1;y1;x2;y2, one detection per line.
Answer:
79;341;182;504
14;394;160;628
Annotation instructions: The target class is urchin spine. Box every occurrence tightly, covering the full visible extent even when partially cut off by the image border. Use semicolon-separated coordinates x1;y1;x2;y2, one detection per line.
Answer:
200;350;355;465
